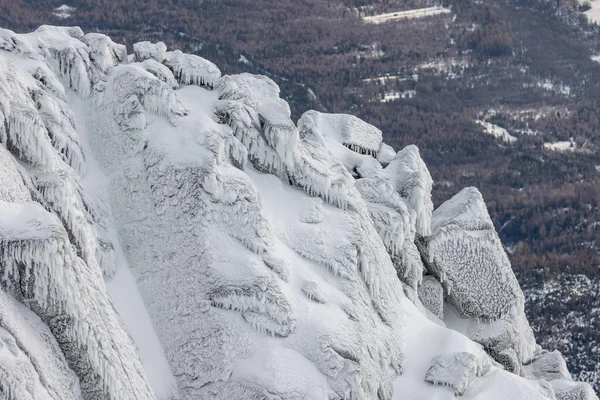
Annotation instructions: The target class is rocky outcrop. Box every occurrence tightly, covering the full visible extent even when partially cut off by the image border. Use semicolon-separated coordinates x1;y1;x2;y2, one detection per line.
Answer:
0;25;595;400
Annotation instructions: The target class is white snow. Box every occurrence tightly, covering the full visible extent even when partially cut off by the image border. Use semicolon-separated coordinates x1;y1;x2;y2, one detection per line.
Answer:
544;139;576;152
524;79;571;97
381;90;416;102
363;6;452;24
581;0;600;24
476;120;517;143
52;5;76;19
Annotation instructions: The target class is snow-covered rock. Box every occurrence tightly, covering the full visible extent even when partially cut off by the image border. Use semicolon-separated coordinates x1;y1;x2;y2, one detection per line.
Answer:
425;351;492;395
418;275;444;319
427;187;522;320
0;291;82;400
552;380;599;400
0;25;595;400
426;187;539;372
133;41;168;63
525;351;572;381
384;144;433;237
299;110;383;156
166;49;221;88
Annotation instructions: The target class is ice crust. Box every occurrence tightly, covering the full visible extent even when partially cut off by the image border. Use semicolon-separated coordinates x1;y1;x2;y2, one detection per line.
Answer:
0;26;595;400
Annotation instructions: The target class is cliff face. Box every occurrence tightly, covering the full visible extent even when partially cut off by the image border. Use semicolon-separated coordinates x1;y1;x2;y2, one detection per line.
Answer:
0;25;596;400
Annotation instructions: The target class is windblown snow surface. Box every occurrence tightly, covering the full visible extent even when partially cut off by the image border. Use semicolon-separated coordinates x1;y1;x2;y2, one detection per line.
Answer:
0;25;597;400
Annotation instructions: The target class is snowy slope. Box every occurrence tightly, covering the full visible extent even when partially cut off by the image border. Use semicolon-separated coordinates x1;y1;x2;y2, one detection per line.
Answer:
0;25;597;400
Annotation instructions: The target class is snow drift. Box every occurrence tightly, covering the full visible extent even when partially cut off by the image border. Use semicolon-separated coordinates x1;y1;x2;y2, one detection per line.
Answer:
0;25;597;400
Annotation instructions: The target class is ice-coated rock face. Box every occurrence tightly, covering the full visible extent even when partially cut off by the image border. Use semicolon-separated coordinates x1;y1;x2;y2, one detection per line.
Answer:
525;351;572;381
427;187;539;373
0;27;154;400
87;57;407;398
0;291;82;400
0;26;596;400
418;275;444;320
552;381;599;400
427;187;522;320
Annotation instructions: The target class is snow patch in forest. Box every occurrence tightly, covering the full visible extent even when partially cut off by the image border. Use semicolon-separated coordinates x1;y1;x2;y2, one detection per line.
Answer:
581;0;600;24
363;6;451;24
381;90;416;102
52;5;76;19
543;139;576;152
476;120;517;143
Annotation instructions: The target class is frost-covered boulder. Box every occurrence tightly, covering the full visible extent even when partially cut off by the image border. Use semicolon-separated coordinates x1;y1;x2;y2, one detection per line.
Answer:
377;142;396;166
142;59;179;89
426;187;522;320
83;33;127;72
552;381;599;400
427;188;539;372
425;351;491;395
218;74;359;210
525;351;572;381
133;41;168;63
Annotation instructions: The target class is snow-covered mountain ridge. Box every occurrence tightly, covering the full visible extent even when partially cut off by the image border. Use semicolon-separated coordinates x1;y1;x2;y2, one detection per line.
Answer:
0;25;596;400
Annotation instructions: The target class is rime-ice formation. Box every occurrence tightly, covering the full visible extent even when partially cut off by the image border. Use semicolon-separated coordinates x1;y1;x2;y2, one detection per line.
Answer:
423;187;540;374
0;25;596;400
525;351;572;381
0;26;153;400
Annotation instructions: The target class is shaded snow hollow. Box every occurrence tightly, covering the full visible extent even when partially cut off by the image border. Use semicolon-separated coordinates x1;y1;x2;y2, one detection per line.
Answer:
0;25;597;400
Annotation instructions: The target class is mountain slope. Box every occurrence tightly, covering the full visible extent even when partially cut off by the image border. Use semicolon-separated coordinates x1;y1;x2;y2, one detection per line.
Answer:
0;25;596;399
